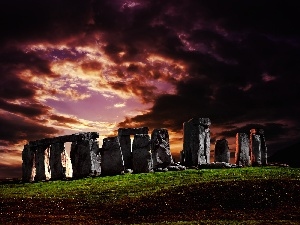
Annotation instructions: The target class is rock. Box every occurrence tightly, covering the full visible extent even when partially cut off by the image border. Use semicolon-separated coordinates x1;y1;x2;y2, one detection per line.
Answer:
250;129;262;166
132;134;153;173
118;127;149;170
49;142;65;180
258;129;268;165
151;128;173;170
70;140;92;178
34;145;47;181
182;118;211;166
22;145;35;182
214;139;230;163
235;133;250;166
90;140;101;176
101;137;125;175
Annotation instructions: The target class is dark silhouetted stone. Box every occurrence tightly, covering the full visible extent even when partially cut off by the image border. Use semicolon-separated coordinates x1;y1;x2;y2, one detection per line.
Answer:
70;140;91;178
132;134;153;173
22;145;35;182
214;139;230;163
50;142;65;180
182;118;211;166
35;145;48;181
151;128;173;170
235;133;250;166
101;137;125;175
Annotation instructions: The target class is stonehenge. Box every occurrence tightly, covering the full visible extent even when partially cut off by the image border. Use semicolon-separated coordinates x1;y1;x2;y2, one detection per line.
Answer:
21;119;269;182
214;139;230;163
181;118;211;166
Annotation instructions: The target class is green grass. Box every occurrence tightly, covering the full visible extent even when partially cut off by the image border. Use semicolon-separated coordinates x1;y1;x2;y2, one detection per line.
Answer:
1;166;300;224
1;166;299;201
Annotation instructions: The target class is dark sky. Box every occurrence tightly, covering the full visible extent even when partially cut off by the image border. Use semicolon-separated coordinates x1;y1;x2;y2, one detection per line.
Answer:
1;0;300;178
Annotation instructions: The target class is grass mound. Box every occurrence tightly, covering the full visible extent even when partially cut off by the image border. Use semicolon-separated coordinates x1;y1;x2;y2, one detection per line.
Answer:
1;167;300;224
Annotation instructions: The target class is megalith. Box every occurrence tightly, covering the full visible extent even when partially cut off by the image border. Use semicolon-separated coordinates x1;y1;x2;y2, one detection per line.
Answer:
35;145;48;181
235;133;250;166
101;137;125;175
214;139;230;163
151;128;173;170
70;140;91;178
50;142;65;180
250;129;262;166
182;118;211;166
90;140;101;176
258;129;268;165
132;134;153;173
22;145;35;182
118;127;149;170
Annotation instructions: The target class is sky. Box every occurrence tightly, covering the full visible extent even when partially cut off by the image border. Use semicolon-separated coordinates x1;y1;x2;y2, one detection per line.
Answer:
1;0;300;179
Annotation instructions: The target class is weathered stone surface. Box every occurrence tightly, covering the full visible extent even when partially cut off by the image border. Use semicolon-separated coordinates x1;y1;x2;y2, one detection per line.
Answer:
235;133;250;166
258;129;268;165
118;127;149;136
101;137;125;175
132;134;153;173
35;145;48;181
70;140;91;178
151;128;173;170
214;139;230;163
28;132;99;147
182;118;211;166
250;129;262;166
50;142;65;180
22;145;35;182
119;135;132;169
90;140;101;176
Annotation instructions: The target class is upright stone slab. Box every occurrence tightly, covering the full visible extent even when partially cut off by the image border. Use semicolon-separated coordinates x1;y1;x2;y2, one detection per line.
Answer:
22;145;35;182
35;145;48;181
118;127;149;170
119;135;132;169
183;118;211;166
70;140;91;178
235;133;250;166
132;134;153;173
50;142;65;180
258;129;268;165
90;140;101;176
151;128;173;170
250;129;262;166
214;139;230;163
101;137;125;175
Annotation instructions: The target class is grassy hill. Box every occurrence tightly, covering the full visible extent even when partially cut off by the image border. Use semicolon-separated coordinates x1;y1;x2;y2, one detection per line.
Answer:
1;167;300;224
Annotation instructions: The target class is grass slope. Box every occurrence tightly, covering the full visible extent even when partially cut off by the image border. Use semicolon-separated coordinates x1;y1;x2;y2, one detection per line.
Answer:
1;167;300;224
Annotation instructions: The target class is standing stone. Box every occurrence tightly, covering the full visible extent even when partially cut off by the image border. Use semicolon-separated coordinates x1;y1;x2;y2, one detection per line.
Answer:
119;135;132;169
151;128;173;170
235;133;250;166
250;129;262;166
101;137;125;175
118;127;149;170
132;134;153;173
90;140;101;176
183;118;211;166
22;145;35;182
70;140;91;178
50;142;65;180
214;139;230;163
35;145;48;181
258;129;268;165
